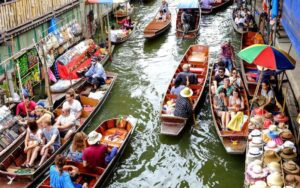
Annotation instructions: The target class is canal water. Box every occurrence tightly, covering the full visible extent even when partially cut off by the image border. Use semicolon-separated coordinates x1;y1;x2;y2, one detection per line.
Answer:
85;1;245;187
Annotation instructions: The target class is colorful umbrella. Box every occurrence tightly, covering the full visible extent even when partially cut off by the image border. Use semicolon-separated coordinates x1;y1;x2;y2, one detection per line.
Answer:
237;44;296;70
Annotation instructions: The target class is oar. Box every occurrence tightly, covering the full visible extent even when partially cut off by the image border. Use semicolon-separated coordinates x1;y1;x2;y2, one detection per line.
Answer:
192;111;200;129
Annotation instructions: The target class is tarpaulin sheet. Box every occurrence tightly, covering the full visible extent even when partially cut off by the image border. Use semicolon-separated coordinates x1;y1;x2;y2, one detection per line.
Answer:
177;0;199;9
281;0;300;58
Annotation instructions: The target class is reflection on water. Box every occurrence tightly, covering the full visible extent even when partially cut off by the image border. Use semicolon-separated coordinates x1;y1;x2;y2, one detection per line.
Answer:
85;1;244;187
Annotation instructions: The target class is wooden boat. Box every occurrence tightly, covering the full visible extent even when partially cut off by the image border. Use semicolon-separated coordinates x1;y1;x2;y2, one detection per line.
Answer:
37;116;137;188
176;1;201;39
160;45;209;136
201;0;233;15
111;25;135;44
114;5;134;18
231;10;257;34
144;11;171;39
209;63;250;154
239;32;265;97
0;72;117;187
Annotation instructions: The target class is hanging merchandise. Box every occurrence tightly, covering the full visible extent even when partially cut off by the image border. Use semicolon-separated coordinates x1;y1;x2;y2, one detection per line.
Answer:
48;17;58;34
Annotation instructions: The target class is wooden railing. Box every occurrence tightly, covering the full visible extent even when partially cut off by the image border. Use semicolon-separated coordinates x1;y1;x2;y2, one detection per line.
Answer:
0;0;78;32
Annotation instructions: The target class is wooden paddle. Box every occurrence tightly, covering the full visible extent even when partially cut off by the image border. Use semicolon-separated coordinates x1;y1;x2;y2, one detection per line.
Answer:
186;76;200;129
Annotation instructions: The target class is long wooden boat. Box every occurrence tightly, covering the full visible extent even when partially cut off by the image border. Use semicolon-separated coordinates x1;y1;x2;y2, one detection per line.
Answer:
176;7;201;39
231;11;257;34
201;0;233;15
239;32;265;97
160;45;209;136
37;116;137;188
0;72;117;187
144;11;171;39
209;63;250;154
111;26;135;45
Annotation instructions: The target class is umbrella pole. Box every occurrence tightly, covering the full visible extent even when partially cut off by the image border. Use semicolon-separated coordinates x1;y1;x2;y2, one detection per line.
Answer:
250;67;264;109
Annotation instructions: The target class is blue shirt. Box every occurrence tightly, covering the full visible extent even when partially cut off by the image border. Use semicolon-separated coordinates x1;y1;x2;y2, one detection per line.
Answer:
85;63;107;80
50;165;76;188
170;85;185;96
67;148;83;163
42;127;61;149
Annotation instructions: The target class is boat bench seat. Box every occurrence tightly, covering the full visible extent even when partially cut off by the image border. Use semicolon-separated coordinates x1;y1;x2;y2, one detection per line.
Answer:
190;67;204;74
220;131;247;137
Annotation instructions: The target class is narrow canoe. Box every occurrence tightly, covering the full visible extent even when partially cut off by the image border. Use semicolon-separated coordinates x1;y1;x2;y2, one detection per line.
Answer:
209;63;250;154
37;116;137;188
160;45;209;136
144;11;171;39
111;26;135;45
201;0;233;15
0;72;117;187
176;8;201;39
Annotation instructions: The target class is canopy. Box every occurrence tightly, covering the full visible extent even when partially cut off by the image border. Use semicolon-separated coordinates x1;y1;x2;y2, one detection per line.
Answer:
86;0;127;4
177;0;199;9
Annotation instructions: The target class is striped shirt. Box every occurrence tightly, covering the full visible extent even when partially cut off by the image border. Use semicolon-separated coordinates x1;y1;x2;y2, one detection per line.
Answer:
174;96;193;118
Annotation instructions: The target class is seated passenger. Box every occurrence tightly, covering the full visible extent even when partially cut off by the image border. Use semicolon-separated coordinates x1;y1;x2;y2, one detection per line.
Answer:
67;132;87;163
174;64;198;86
252;81;276;112
228;88;244;119
214;61;230;76
156;10;167;22
216;78;234;97
213;88;229;129
55;106;76;141
22;120;42;168
229;68;242;88
170;79;185;96
84;56;107;92
118;16;134;30
235;14;245;27
108;25;124;43
39;120;61;167
50;154;87;188
16;96;37;117
160;0;169;15
181;10;192;34
201;0;214;9
211;67;229;94
63;91;82;123
174;87;193;118
35;105;55;127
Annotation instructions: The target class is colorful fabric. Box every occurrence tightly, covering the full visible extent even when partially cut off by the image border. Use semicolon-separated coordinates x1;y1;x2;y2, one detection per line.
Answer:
16;101;37;116
68;148;83;163
50;165;78;188
227;111;244;131
82;144;108;167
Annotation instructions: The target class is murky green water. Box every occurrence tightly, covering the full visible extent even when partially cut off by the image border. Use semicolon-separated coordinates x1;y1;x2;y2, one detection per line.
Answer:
85;1;245;187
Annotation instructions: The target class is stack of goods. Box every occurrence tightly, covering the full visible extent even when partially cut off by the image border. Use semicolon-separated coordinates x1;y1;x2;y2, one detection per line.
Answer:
162;100;176;115
0;106;25;153
244;108;298;187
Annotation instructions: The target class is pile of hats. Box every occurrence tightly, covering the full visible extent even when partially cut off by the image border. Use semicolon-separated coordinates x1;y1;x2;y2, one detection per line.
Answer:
245;110;299;187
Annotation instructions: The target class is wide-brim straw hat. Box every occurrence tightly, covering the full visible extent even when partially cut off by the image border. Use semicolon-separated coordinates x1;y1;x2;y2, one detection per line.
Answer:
263;150;281;164
250;116;264;126
87;131;102;145
250;137;264;147
248;147;263;158
249;129;262;138
283;161;300;175
264;112;273;119
267;162;281;173
285;175;300;185
180;87;193;98
267;172;283;186
247;164;268;179
254;108;267;116
274;113;289;123
249;181;268;188
280;147;297;160
263;119;273;129
264;141;280;153
280;130;295;142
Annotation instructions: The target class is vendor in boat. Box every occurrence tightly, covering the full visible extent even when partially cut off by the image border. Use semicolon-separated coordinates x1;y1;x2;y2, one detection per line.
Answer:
108;25;124;44
22;120;42;169
67;132;87;163
220;40;234;72
156;10;167;22
84;56;107;92
228;88;245;119
83;131;118;168
54;106;76;141
171;79;185;96
118;16;134;30
174;87;193;118
211;67;229;94
50;154;88;188
16;95;37;117
213;88;230;129
38;119;61;168
181;10;192;34
63;91;82;124
252;81;276;112
160;0;169;15
174;64;198;86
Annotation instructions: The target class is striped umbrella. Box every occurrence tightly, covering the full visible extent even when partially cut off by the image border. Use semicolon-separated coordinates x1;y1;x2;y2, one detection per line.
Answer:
237;44;296;70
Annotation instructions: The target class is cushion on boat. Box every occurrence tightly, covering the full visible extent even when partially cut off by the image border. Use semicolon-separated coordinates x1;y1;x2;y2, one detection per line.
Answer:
50;79;81;93
198;78;204;84
190;67;204;74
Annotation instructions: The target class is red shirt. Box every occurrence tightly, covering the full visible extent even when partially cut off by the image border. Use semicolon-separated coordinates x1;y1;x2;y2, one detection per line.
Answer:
82;144;108;167
221;44;234;58
16;101;37;116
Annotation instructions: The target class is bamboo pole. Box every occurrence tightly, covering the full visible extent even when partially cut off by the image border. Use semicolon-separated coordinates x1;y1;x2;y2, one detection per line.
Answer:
250;67;264;109
16;64;29;118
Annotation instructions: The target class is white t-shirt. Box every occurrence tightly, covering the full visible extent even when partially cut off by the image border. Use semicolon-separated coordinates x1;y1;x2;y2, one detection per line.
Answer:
62;100;82;118
110;30;123;42
56;114;76;131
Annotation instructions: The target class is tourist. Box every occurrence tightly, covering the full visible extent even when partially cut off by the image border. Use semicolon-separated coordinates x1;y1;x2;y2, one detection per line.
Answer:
84;56;107;92
253;81;276;112
63;91;82;122
108;25;122;43
181;10;192;34
220;41;234;72
50;154;87;188
170;79;185;96
118;16;134;30
174;87;193;118
229;68;241;88
156;10;166;22
67;132;87;163
174;64;198;86
235;14;245;27
160;0;169;14
83;131;118;168
39;119;61;167
16;95;37;117
22;120;42;168
216;78;234;97
228;88;245;119
54;106;76;141
35;105;55;127
213;88;229;129
201;0;214;9
211;67;229;94
214;61;230;76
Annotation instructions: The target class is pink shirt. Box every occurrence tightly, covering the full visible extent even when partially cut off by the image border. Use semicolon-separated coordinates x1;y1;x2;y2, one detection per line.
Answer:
16;101;37;116
82;144;108;167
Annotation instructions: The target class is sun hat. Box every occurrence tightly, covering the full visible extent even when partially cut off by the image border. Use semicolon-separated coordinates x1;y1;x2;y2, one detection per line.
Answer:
250;116;264;127
267;172;283;186
264;112;273;119
282;140;296;149
280;130;295;142
247;164;269;179
280;147;297;160
249;137;264;147
264;141;280;153
182;64;190;71
263;119;273;129
180;87;193;98
254;108;267;116
269;125;277;132
267;162;281;173
283;161;300;175
87;131;102;145
249;181;268;188
263;150;281;164
274;113;288;123
278;122;288;130
285;174;298;187
249;129;262;139
248;147;263;158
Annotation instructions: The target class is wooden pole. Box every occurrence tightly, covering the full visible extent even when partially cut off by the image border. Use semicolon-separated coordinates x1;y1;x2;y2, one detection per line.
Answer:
16;64;29;118
250;67;264;109
107;10;112;57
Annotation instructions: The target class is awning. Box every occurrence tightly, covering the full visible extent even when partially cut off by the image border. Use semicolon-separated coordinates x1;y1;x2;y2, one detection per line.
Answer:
281;0;300;58
86;0;127;4
177;0;199;9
